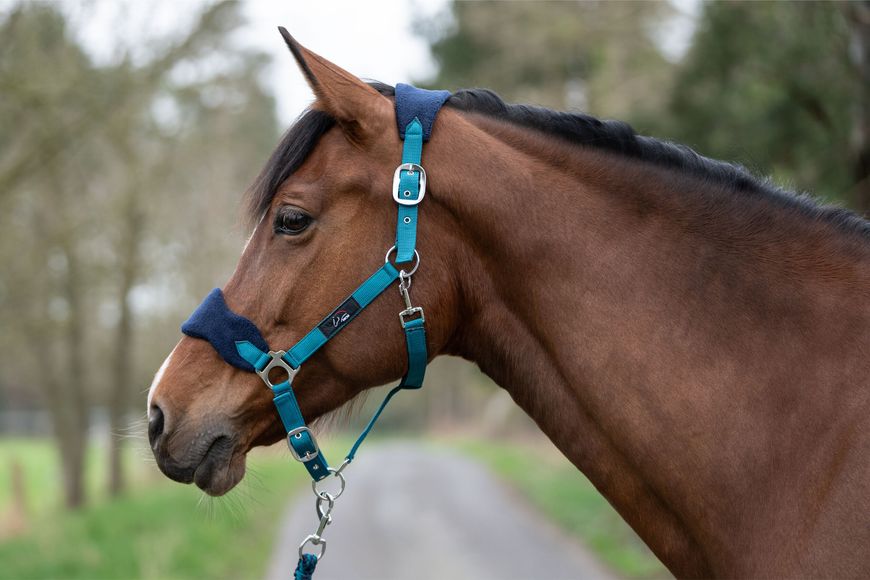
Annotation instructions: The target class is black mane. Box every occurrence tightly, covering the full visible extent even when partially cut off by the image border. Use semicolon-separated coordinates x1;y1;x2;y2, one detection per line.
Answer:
247;83;868;238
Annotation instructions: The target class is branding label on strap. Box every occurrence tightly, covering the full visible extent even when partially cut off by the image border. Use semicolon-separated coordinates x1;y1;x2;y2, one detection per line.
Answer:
318;297;361;339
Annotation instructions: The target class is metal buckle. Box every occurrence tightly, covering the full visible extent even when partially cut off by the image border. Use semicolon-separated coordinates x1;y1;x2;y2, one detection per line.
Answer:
287;426;320;462
399;306;425;327
255;350;298;389
392;163;426;206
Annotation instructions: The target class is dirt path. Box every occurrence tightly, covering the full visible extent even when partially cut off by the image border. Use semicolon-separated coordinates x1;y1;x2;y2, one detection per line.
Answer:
265;442;615;580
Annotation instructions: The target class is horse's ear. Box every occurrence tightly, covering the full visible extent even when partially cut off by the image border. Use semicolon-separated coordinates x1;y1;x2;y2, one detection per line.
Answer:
278;27;392;144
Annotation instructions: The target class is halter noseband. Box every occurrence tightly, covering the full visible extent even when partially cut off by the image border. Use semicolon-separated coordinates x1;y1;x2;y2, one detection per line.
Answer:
180;84;449;573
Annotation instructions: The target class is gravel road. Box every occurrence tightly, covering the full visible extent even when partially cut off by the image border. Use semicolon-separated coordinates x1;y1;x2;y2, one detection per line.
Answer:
265;442;615;580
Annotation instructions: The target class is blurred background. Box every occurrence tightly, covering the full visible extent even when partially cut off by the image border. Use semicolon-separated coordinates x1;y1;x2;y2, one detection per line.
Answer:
0;1;867;578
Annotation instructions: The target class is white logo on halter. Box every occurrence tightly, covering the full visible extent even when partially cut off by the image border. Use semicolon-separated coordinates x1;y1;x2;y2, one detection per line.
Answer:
331;310;350;327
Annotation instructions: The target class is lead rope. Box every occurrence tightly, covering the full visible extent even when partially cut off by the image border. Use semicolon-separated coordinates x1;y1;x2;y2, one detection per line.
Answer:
294;271;424;577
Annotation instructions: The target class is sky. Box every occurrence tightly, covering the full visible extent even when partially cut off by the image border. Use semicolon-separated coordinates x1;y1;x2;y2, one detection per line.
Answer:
32;0;450;125
240;0;449;124
2;0;697;125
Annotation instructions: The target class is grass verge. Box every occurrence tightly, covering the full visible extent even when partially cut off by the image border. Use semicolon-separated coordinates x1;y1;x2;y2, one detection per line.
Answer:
0;438;316;580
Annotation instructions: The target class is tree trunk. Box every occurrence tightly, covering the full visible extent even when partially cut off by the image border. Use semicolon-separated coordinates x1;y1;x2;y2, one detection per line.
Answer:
108;195;142;497
61;244;89;509
21;222;89;511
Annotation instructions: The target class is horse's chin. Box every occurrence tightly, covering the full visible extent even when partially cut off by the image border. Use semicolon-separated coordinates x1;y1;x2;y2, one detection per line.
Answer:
194;448;247;497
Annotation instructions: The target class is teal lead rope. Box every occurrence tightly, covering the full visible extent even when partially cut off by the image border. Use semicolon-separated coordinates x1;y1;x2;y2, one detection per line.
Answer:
294;554;318;580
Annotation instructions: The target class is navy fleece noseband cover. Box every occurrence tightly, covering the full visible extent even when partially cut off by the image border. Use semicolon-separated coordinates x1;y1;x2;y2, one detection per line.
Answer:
181;288;269;372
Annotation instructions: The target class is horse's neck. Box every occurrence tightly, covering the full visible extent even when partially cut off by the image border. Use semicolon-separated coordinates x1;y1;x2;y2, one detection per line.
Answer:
431;114;870;576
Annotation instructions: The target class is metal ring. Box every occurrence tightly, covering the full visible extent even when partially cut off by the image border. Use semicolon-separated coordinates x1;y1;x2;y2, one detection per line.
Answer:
384;246;420;276
298;534;326;560
311;467;346;501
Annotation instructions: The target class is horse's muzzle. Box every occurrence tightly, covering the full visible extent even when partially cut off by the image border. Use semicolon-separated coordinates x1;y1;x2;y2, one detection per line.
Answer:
148;403;242;495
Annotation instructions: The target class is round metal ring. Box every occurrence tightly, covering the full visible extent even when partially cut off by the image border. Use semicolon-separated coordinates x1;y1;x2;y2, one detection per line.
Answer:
384;246;420;276
298;534;326;560
311;467;346;501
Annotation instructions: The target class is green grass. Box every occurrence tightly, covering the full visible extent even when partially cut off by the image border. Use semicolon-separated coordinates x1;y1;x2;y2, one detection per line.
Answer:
0;438;61;518
0;437;155;518
452;438;669;579
0;437;323;580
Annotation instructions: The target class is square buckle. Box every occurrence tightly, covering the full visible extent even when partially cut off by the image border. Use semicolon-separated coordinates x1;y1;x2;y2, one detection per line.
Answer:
399;307;425;327
287;426;320;462
392;163;426;206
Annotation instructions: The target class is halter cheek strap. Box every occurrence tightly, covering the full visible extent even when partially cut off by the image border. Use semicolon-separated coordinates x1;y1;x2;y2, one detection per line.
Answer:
180;84;448;484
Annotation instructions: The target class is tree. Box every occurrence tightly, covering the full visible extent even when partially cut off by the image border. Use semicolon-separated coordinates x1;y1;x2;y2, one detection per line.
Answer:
0;3;102;509
661;1;865;211
0;1;280;507
418;0;676;120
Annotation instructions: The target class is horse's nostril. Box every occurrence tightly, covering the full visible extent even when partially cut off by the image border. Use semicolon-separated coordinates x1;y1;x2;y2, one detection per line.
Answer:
148;405;165;449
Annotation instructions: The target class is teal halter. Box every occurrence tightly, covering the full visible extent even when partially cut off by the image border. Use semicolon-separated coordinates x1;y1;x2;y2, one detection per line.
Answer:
181;84;450;577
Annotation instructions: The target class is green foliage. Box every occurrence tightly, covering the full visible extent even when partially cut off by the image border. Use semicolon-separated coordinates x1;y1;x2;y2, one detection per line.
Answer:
420;1;868;211
658;1;860;204
419;1;675;118
453;439;667;579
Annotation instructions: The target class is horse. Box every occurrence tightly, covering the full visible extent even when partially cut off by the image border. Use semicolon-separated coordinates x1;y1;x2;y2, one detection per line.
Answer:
147;31;870;578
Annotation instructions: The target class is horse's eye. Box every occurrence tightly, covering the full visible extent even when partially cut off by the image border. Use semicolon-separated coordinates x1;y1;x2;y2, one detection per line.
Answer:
274;208;312;235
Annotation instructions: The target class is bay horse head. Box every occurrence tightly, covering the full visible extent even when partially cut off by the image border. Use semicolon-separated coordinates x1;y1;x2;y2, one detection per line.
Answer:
147;32;464;496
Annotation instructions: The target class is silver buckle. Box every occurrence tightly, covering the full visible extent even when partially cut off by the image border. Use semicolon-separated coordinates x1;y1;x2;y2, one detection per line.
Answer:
399;306;425;327
392;163;426;206
287;426;320;462
256;350;298;389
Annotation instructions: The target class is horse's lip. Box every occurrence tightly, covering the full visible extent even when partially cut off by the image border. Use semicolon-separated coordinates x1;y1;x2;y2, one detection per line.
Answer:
192;435;236;493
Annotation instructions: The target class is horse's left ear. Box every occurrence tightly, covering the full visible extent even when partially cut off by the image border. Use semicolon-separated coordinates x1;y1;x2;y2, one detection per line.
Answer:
279;27;393;144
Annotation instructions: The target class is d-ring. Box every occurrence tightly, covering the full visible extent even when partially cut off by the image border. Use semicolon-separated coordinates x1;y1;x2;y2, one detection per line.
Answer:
384;246;420;276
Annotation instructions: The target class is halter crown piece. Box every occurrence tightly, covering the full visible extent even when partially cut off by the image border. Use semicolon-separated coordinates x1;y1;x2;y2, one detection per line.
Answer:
181;83;450;579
